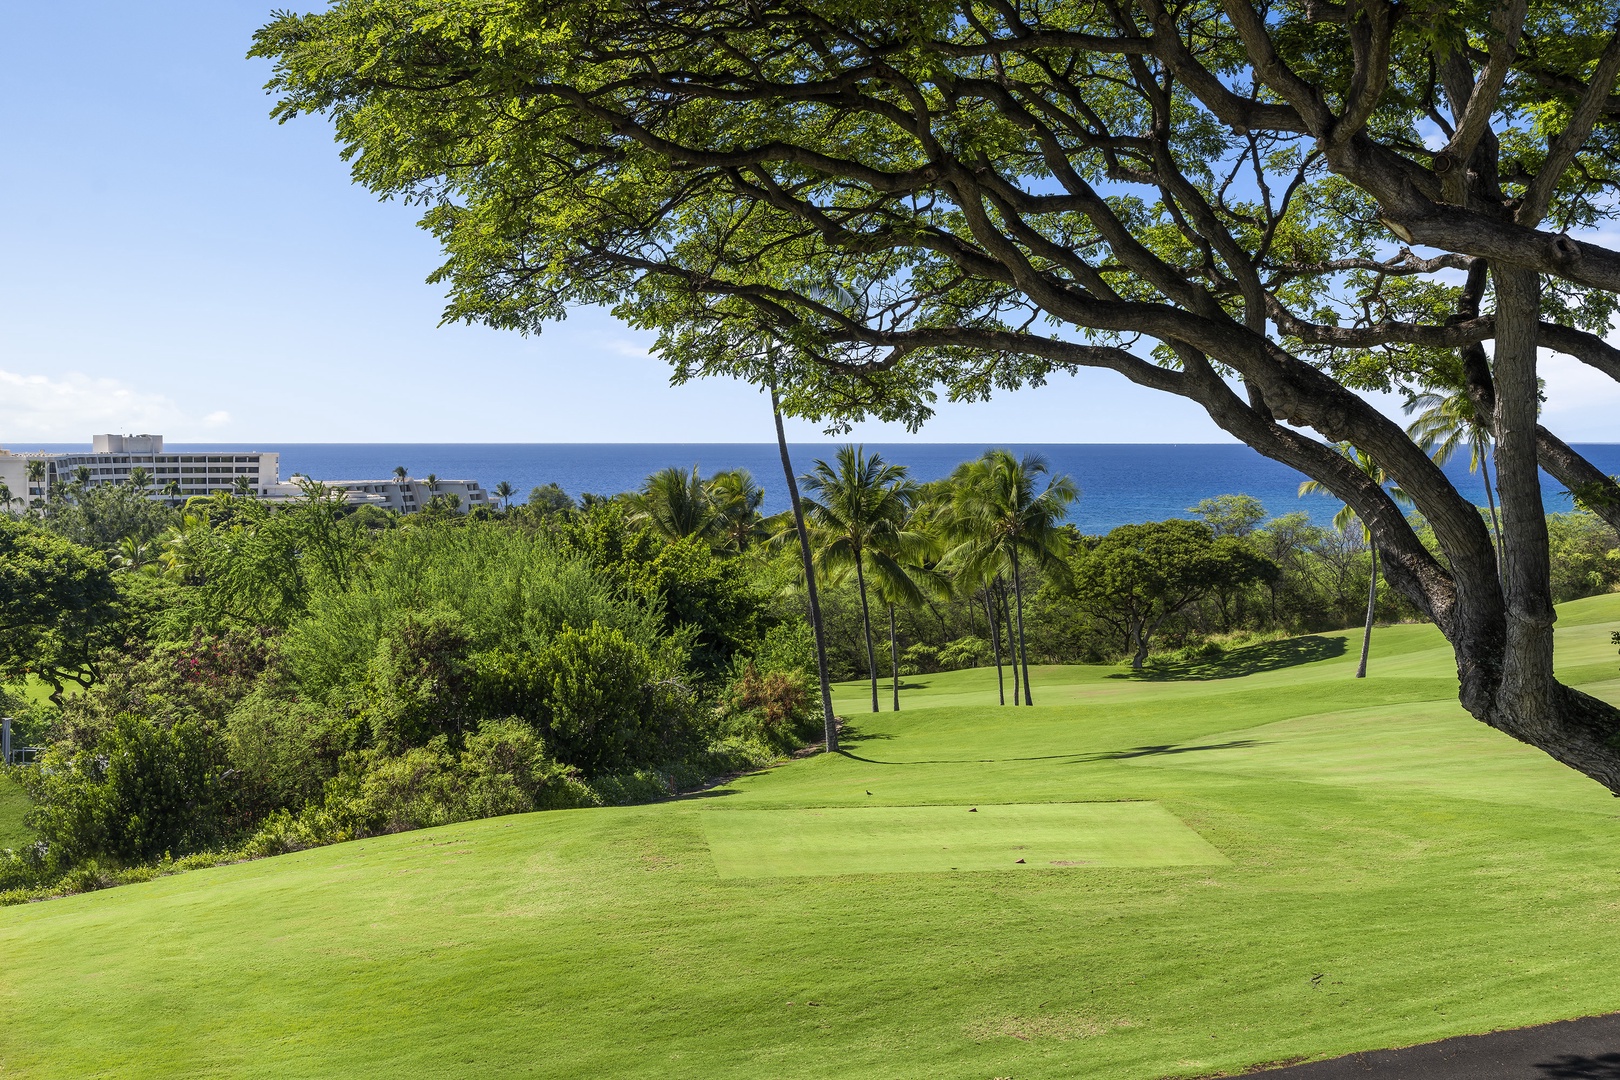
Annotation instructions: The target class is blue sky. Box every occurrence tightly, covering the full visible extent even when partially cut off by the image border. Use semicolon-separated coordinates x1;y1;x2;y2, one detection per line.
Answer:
1;3;1614;446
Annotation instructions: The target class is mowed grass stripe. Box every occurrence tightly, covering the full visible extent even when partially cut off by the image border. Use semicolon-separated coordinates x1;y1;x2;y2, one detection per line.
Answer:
701;801;1229;878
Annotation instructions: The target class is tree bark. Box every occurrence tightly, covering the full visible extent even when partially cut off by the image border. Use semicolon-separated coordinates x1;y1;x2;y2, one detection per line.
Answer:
1357;541;1377;679
1488;264;1562;751
854;556;879;713
985;591;1005;705
888;602;900;712
1010;546;1034;705
771;377;838;752
1000;582;1021;705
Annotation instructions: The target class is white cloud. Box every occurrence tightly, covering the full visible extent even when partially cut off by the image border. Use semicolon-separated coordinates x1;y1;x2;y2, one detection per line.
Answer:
202;410;231;428
0;368;183;445
603;338;656;359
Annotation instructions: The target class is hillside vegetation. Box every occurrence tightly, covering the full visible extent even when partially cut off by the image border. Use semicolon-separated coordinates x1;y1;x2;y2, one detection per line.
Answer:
1;595;1616;1079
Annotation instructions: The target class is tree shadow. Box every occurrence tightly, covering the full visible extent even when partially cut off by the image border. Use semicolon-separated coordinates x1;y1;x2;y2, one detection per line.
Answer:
836;738;1264;766
1108;635;1347;682
1536;1053;1620;1078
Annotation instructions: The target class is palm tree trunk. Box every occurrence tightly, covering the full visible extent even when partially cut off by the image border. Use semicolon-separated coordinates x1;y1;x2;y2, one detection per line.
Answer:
1000;583;1020;706
1357;541;1377;679
888;602;900;712
854;557;879;713
1010;546;1033;706
771;377;838;752
1481;456;1504;574
985;591;1005;705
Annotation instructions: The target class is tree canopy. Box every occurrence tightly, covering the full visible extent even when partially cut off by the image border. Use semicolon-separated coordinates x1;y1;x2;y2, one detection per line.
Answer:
255;0;1620;789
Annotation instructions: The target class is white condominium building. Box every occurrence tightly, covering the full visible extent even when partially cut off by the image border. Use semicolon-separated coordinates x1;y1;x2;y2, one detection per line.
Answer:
319;477;491;513
46;434;283;498
0;435;487;514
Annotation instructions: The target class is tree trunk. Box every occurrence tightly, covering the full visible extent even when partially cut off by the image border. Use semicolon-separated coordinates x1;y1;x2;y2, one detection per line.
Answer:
1010;546;1034;706
985;591;1005;705
1357;541;1377;679
1489;264;1561;748
1000;583;1020;705
771;377;837;752
1131;617;1149;671
888;602;900;712
1480;453;1503;572
854;556;879;713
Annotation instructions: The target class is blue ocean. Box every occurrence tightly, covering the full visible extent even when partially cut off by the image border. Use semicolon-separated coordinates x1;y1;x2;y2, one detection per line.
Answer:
20;442;1620;533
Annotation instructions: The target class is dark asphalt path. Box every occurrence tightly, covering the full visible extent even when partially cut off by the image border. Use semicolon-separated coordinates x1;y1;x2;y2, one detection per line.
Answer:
1251;1013;1620;1078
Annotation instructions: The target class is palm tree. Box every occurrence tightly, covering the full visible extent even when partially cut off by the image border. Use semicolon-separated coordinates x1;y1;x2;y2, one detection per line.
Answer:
628;465;722;543
492;480;515;510
422;473;439;495
1299;444;1410;679
231;476;253;498
160;479;183;506
707;469;766;551
941;450;1078;706
767;371;838;751
72;466;91;491
393;466;409;483
0;483;16;516
870;514;945;712
128;466;153;492
1405;389;1502;564
25;459;46;510
112;536;156;575
801;445;921;713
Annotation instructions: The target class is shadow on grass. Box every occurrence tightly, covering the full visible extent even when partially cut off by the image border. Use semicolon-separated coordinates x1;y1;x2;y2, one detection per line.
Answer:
1107;635;1347;682
836;738;1264;767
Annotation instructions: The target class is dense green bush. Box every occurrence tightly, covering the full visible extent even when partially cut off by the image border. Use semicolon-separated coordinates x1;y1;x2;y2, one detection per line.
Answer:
246;721;589;850
20;713;234;866
1548;512;1620;603
284;523;669;705
714;663;819;754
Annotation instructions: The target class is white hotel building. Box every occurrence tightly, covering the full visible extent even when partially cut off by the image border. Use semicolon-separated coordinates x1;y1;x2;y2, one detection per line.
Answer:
0;434;489;514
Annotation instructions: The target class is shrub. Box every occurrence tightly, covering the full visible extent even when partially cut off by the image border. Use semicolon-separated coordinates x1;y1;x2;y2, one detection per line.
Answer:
365;610;475;751
530;625;664;775
714;663;819;753
459;719;590;817
19;712;235;866
224;688;364;818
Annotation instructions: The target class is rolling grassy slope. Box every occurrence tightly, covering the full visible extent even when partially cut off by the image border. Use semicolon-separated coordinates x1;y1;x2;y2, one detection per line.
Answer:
0;596;1617;1079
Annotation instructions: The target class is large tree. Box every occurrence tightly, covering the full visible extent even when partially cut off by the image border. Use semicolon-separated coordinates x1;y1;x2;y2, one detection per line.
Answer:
258;0;1620;788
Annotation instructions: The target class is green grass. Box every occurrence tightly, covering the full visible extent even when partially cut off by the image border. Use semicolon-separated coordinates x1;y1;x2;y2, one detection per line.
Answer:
702;801;1227;878
1;596;1619;1079
0;773;32;851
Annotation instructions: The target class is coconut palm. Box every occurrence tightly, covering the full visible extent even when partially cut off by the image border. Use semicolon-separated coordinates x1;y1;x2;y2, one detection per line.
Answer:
128;466;153;492
231;476;253;498
940;450;1078;705
1299;444;1411;679
492;480;515;510
25;459;46;509
1405;389;1502;564
112;536;156;575
870;513;947;712
628;465;722;543
422;473;439;495
800;445;922;713
766;371;838;751
707;469;767;551
0;483;16;516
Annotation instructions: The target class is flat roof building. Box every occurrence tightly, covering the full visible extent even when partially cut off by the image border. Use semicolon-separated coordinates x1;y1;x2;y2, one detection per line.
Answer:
0;436;488;514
